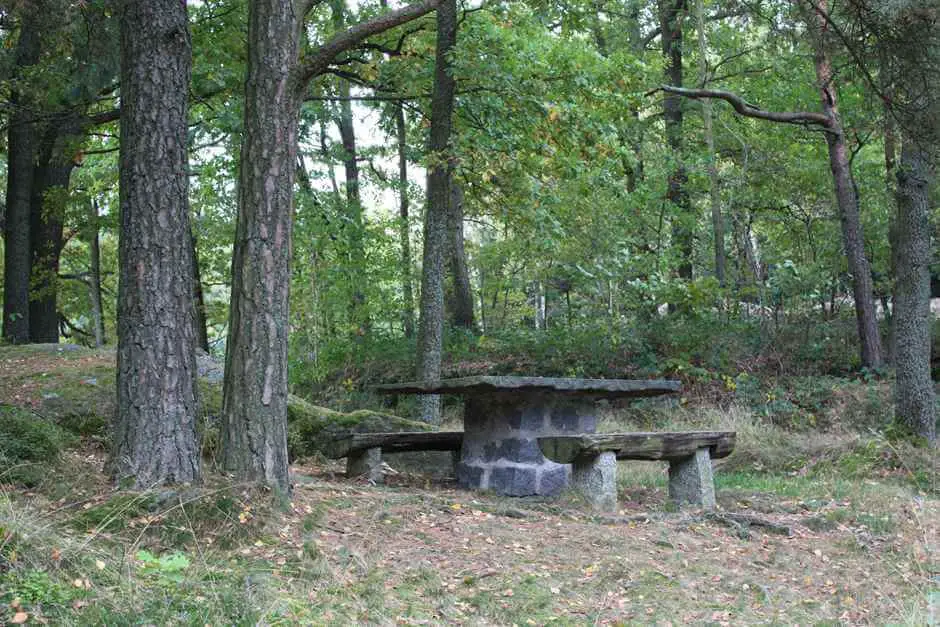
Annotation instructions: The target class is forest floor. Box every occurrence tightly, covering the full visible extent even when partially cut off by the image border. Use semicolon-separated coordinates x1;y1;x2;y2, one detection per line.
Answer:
0;344;938;625
1;446;936;625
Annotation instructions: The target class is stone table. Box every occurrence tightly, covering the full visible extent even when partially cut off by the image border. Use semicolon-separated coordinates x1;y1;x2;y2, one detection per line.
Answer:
374;376;680;497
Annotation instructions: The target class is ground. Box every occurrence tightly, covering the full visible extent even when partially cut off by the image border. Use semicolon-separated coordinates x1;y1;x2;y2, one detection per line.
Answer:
0;344;937;624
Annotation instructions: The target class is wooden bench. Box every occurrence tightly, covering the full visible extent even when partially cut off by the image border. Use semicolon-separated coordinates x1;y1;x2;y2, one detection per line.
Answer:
538;431;736;511
326;431;464;483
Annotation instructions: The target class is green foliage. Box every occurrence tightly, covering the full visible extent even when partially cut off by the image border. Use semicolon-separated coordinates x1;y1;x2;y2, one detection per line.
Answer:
136;550;191;585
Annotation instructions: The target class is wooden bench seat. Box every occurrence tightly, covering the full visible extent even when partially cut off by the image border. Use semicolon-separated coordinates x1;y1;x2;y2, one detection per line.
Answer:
538;431;736;511
326;431;463;483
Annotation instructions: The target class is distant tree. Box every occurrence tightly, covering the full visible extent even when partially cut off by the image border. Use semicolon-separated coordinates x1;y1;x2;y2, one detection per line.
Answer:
112;0;200;485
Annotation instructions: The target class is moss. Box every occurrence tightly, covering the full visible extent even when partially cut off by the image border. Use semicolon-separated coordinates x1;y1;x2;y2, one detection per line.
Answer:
0;405;75;486
286;397;431;460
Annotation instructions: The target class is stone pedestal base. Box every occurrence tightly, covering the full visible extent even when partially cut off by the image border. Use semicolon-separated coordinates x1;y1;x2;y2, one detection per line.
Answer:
668;448;715;508
571;451;618;511
347;447;383;483
457;392;597;496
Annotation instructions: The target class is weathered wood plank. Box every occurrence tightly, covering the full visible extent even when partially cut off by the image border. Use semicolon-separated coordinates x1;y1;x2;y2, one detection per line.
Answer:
327;431;463;459
374;376;681;398
538;431;735;464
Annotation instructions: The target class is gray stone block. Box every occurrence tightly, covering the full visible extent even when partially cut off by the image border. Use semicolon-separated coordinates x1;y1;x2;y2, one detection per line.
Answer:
456;462;485;489
347;447;383;483
537;463;570;496
668;448;716;509
571;451;618;512
520;407;546;431
490;465;538;496
483;438;544;463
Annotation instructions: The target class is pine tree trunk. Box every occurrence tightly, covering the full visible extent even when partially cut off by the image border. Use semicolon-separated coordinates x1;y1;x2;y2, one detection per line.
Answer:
449;183;475;330
113;0;200;486
893;138;935;443
221;0;300;491
29;122;78;343
659;0;693;283
396;104;416;338
809;2;883;369
2;11;41;344
416;0;457;424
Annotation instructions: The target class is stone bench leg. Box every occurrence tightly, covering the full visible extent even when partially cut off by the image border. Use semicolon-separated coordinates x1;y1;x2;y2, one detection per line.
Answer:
668;448;715;509
347;447;383;483
571;451;618;512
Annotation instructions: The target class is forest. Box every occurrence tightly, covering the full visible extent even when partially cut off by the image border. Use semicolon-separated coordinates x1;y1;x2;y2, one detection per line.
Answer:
0;0;937;624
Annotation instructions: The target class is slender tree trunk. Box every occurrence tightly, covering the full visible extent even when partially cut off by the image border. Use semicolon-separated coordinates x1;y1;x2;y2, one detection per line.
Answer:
222;0;300;491
191;229;210;352
695;0;725;286
449;182;475;330
416;0;457;424
2;11;41;344
659;0;693;283
87;198;105;347
893;138;935;443
396;104;416;338
809;1;883;369
113;0;200;487
332;1;368;331
29;122;78;343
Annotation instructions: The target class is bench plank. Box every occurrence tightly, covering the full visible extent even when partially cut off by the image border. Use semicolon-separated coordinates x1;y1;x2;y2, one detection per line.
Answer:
327;431;463;459
538;431;735;464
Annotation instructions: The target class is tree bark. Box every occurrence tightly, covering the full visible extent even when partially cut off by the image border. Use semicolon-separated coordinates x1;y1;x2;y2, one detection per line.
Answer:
221;0;437;487
221;0;301;491
2;11;41;344
416;0;457;424
893;138;935;443
113;0;200;487
396;104;416;338
29;120;79;343
659;0;693;283
809;0;883;369
449;182;475;330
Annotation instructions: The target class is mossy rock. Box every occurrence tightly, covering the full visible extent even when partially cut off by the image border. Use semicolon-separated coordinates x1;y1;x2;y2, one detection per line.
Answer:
1;344;423;463
0;404;75;486
286;396;431;460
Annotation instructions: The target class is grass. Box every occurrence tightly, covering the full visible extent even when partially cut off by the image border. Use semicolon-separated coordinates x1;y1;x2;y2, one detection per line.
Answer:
0;344;937;624
0;435;936;625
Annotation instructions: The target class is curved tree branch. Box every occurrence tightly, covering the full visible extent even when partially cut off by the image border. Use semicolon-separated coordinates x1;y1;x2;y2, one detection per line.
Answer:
655;85;836;129
295;0;439;90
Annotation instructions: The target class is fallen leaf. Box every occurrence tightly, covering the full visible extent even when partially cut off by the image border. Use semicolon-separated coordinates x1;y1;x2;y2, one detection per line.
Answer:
11;612;28;624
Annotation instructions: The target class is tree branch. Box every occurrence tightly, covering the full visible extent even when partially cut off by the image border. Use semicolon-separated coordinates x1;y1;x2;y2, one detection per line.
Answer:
654;85;835;129
295;0;439;90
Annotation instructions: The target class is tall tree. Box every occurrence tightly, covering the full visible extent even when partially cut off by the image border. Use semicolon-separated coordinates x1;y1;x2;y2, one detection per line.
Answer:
805;0;882;368
658;0;885;368
112;0;200;486
659;0;694;283
222;0;438;488
396;104;416;338
694;0;725;286
416;0;457;424
2;9;42;344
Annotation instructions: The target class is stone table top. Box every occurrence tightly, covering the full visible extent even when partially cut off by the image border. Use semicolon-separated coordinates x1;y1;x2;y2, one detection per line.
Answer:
374;376;680;399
